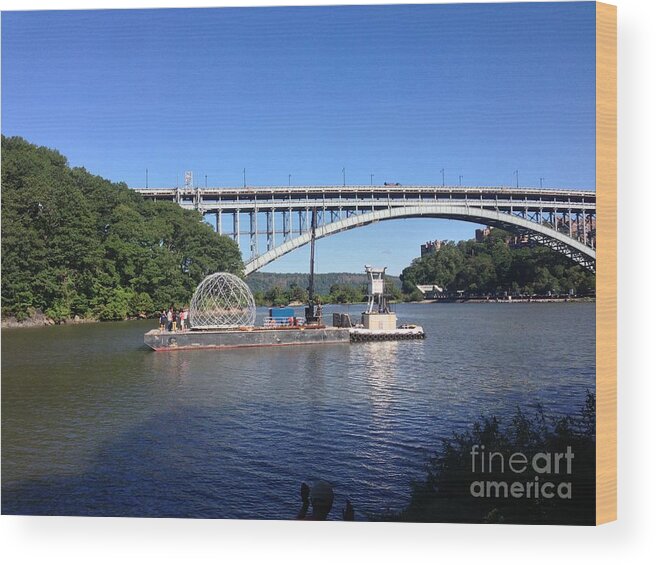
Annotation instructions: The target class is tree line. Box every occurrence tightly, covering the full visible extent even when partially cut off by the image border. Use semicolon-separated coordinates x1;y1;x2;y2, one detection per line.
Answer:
400;229;595;298
253;278;403;307
2;137;596;324
246;271;401;297
1;136;242;322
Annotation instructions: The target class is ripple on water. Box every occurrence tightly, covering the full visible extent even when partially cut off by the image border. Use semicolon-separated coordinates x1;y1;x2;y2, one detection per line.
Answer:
1;303;595;518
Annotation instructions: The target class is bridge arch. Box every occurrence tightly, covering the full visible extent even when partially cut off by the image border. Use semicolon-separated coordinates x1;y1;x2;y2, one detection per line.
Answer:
243;205;595;275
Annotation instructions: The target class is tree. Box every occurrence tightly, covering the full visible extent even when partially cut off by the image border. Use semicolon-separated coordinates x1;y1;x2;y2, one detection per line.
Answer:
265;285;288;306
385;393;596;525
288;282;308;303
400;229;595;299
1;136;244;321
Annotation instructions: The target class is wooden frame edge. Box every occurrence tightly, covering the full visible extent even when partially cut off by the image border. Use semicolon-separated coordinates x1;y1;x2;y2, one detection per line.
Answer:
595;1;617;525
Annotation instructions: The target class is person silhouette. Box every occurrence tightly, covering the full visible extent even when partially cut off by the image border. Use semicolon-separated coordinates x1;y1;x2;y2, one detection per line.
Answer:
296;480;354;520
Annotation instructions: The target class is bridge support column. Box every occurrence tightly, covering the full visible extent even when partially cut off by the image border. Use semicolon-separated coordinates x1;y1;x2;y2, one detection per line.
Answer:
234;210;240;245
266;210;274;251
250;210;258;258
281;210;285;241
216;211;222;235
283;210;290;241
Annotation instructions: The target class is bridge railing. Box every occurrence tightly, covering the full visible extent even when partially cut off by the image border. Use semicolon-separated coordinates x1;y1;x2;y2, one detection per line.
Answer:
134;185;595;196
178;198;596;213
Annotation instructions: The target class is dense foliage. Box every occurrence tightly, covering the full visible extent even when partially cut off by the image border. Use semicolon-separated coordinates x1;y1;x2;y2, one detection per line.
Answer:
386;393;596;525
251;278;402;306
246;272;401;298
1;136;242;321
400;230;595;297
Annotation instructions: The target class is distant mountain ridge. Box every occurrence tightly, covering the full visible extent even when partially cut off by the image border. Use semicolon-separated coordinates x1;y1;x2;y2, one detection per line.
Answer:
246;272;401;295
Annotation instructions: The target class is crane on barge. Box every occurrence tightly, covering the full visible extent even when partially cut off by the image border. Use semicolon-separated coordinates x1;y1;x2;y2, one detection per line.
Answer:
305;208;323;327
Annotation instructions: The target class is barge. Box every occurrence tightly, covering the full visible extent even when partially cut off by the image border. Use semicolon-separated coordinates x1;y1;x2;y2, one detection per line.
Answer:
144;325;350;351
331;266;425;342
349;326;425;342
144;209;425;352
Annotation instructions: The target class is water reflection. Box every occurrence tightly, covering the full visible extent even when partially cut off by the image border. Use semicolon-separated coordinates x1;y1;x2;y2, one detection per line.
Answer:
2;303;595;518
357;341;399;420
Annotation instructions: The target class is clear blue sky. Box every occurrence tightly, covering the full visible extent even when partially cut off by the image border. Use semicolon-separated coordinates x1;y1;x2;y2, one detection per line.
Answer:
2;2;596;275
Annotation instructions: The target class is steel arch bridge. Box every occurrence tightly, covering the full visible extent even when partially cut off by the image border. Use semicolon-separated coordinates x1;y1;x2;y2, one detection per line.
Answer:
134;185;596;274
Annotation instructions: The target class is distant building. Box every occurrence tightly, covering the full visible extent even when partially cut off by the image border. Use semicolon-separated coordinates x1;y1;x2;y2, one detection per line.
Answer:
420;240;446;256
508;233;530;248
416;284;444;299
475;226;530;248
475;227;492;242
477;218;596;248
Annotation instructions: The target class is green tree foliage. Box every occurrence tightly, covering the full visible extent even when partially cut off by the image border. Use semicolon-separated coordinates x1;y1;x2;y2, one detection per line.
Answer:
404;287;425;303
385;392;596;525
253;282;363;307
264;285;288;306
324;283;366;304
400;232;595;297
247;272;402;306
1;136;243;321
246;271;402;297
287;282;308;304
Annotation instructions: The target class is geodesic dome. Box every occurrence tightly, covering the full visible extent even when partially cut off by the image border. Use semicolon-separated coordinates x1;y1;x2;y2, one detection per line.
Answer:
189;272;256;329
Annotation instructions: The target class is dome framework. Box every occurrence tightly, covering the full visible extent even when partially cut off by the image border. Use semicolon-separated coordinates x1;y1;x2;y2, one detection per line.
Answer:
189;272;256;329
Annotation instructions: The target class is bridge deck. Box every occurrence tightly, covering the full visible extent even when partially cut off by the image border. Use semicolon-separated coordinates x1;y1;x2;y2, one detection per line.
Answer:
133;185;596;274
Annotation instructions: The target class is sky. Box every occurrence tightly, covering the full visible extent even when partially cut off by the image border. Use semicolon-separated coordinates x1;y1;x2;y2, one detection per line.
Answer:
1;2;596;275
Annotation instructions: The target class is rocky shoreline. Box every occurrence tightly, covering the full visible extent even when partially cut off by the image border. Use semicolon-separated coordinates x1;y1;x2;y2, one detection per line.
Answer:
1;310;98;329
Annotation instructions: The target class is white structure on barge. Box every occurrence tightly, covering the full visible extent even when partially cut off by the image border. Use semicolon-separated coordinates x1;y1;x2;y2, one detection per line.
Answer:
333;266;425;342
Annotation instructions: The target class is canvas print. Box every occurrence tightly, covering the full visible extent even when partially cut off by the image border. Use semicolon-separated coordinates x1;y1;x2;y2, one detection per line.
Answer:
1;2;615;524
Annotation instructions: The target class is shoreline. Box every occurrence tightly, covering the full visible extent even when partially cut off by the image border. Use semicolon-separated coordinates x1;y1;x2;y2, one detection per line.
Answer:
2;298;595;329
420;297;596;304
1;310;145;329
1;312;99;329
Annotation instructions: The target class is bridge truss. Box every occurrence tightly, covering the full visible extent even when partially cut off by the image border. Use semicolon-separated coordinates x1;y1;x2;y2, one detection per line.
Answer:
134;185;596;274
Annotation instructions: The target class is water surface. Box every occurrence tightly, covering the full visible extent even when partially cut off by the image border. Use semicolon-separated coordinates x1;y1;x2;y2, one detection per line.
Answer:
1;302;595;519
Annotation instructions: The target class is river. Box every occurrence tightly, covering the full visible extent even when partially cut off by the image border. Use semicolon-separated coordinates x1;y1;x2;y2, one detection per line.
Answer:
1;302;595;519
